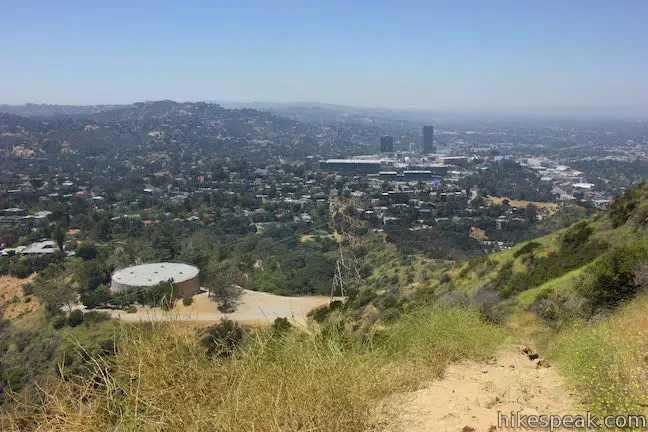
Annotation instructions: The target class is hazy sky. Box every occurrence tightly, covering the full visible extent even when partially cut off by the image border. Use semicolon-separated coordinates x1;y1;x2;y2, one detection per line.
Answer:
2;0;647;112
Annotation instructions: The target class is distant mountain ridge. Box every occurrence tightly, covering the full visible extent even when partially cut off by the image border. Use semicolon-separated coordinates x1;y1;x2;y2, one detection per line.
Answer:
0;100;383;164
0;103;126;117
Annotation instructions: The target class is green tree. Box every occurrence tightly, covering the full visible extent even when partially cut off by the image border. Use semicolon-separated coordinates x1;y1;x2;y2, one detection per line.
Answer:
67;310;84;327
80;285;110;309
146;280;179;309
76;241;98;261
93;217;112;242
32;264;77;314
151;226;179;261
75;260;109;291
208;282;241;313
525;203;538;222
54;224;66;251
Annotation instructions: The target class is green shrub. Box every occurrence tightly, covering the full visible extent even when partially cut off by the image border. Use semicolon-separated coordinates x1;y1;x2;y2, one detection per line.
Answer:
4;368;24;391
354;289;377;308
513;241;541;258
67;310;84;327
533;290;584;328
381;307;401;322
52;315;67;330
201;318;244;357
10;260;32;278
182;297;193;306
608;190;639;228
439;272;452;284
83;311;111;323
329;299;344;311
147;280;180;307
495;240;609;298
126;305;137;313
458;265;471;278
76;242;99;261
561;221;593;250
22;282;34;296
308;305;331;323
405;272;414;284
419;269;431;282
377;293;400;310
272;317;292;334
579;241;648;313
492;261;514;293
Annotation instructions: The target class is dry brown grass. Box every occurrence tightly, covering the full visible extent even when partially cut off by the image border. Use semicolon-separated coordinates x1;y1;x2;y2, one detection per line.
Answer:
9;308;505;431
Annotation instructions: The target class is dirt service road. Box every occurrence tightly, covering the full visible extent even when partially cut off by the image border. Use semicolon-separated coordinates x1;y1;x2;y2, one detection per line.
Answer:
85;289;335;326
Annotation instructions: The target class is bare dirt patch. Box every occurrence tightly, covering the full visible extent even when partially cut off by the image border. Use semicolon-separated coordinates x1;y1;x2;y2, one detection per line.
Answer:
0;275;39;320
87;290;335;327
376;345;577;432
469;226;487;241
300;233;340;243
487;196;559;214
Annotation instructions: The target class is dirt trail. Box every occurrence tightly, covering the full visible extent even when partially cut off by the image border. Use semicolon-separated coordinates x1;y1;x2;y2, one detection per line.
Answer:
82;290;335;326
378;345;577;432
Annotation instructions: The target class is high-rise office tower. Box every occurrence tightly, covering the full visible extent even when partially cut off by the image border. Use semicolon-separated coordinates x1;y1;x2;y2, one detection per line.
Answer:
422;125;435;153
380;135;394;153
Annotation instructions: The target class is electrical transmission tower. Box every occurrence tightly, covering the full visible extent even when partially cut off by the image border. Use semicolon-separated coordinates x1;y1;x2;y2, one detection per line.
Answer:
329;196;364;297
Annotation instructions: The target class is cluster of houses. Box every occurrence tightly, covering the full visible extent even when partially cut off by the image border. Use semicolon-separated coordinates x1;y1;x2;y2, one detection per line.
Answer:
522;157;612;207
0;240;59;257
0;208;53;226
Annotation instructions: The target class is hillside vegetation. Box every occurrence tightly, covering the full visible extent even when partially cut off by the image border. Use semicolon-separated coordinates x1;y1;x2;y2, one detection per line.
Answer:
548;293;648;418
5;181;648;430
313;182;648;332
374;181;648;325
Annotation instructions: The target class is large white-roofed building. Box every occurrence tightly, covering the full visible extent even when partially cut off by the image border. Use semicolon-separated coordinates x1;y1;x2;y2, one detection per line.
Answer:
110;262;200;298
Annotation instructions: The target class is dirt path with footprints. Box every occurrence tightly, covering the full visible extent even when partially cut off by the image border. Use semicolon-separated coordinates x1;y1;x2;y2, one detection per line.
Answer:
377;345;578;432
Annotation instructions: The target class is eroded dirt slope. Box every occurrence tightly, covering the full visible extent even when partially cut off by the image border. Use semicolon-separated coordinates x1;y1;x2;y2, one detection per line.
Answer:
377;345;577;432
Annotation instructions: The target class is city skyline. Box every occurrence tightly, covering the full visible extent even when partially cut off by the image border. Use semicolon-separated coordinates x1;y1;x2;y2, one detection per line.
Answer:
1;1;647;113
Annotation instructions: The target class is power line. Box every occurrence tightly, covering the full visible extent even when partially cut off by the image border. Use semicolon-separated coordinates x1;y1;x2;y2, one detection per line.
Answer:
330;197;365;297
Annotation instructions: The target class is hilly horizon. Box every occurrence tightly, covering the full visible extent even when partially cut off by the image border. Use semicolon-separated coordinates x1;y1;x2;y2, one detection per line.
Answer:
3;100;647;119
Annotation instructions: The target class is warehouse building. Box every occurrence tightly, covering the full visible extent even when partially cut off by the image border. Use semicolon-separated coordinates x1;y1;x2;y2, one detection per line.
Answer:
319;159;383;173
440;156;468;167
